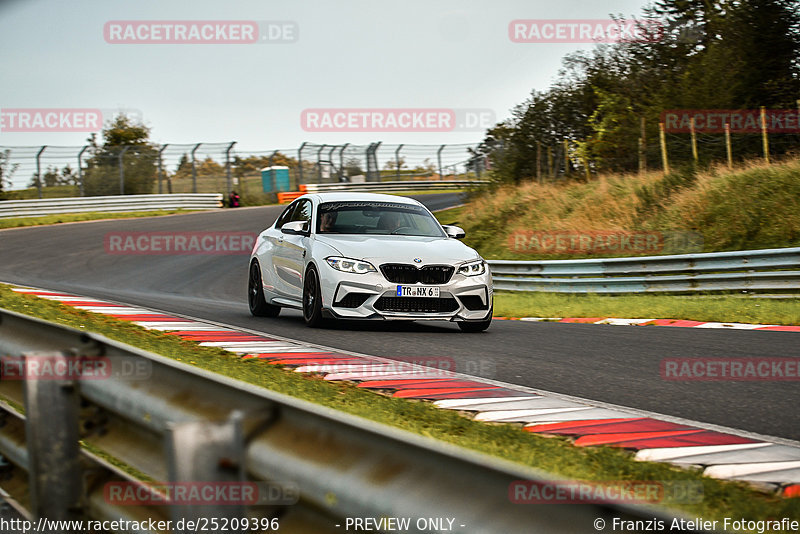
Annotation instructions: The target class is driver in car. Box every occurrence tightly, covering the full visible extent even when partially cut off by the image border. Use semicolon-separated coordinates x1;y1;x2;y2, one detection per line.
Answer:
379;211;405;233
320;211;338;232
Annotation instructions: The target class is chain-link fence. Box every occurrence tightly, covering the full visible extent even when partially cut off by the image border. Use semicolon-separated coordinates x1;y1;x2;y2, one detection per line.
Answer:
0;142;485;200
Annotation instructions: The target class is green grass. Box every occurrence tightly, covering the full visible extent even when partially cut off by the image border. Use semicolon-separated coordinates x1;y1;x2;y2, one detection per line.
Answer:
0;209;207;230
493;292;800;325
0;283;797;524
457;158;800;260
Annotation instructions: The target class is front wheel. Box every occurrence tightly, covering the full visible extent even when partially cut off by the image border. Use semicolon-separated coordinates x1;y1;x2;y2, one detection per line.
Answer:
302;266;325;327
458;307;492;333
249;261;280;317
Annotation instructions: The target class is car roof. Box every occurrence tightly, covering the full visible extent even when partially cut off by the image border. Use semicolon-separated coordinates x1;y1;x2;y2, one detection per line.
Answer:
306;192;422;205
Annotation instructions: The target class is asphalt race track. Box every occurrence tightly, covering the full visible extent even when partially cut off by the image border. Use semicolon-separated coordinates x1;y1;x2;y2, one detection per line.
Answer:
1;193;798;441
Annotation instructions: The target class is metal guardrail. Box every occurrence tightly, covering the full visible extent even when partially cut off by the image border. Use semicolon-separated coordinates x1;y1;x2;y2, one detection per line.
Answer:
301;180;489;193
488;247;800;293
0;194;223;219
0;308;686;533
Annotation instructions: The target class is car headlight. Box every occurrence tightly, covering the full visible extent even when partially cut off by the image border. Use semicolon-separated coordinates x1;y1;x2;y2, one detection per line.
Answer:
458;259;486;276
325;256;377;274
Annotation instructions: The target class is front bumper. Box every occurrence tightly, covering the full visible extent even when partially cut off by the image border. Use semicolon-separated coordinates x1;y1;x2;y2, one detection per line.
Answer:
318;264;493;322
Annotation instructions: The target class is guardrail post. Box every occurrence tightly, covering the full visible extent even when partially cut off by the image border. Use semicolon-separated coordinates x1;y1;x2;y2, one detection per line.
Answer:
191;143;202;193
23;352;83;528
77;145;88;197
118;146;130;195
225;141;236;194
165;411;248;530
35;146;46;199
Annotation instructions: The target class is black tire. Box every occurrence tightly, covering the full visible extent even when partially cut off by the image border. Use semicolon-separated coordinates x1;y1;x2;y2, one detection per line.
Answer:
302;265;325;327
249;261;280;317
458;307;492;333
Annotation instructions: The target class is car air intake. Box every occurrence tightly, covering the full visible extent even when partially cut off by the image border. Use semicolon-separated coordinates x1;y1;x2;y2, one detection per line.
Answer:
334;293;371;308
379;264;454;284
374;296;459;313
458;295;489;311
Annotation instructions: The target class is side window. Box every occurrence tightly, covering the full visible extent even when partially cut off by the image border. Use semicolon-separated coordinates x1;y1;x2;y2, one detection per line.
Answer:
275;203;297;228
290;200;312;224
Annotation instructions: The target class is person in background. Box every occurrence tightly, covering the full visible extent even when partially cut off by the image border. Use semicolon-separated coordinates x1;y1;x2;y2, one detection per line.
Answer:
228;191;240;208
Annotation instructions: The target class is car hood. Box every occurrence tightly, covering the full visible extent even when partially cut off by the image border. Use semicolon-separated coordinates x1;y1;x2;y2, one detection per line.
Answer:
314;235;480;265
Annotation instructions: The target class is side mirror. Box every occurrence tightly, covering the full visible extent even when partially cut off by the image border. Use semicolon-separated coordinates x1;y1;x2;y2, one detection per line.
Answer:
443;225;466;239
281;220;310;236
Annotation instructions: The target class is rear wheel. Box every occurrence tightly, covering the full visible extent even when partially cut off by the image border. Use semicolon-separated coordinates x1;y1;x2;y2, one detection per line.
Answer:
303;266;324;327
458;307;492;333
249;261;280;317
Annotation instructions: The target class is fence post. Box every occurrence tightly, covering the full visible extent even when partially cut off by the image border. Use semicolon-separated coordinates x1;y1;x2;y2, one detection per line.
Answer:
35;146;46;199
157;144;167;194
23;352;83;525
372;142;381;181
77;145;88;196
191;143;201;193
326;145;336;182
659;122;669;175
338;143;348;182
298;142;307;185
760;106;770;164
437;144;445;180
690;117;698;163
395;144;404;180
639;117;647;175
725;123;733;169
536;142;542;184
118;146;130;194
316;144;326;183
582;149;591;181
225;141;236;194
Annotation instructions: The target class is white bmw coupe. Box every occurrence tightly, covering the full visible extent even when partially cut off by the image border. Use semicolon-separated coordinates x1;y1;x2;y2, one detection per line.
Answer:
248;193;492;332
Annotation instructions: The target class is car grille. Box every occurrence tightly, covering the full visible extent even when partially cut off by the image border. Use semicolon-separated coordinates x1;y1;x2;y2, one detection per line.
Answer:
374;296;459;313
379;264;454;284
334;293;370;308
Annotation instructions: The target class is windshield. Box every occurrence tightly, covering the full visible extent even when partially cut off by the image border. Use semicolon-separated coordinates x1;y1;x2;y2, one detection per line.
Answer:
317;201;446;237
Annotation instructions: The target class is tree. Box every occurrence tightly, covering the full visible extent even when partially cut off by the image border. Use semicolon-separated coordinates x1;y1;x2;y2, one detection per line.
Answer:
475;0;800;180
0;150;18;197
82;114;158;196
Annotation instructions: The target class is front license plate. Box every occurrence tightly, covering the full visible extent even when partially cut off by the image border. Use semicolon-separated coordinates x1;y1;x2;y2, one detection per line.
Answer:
396;285;440;298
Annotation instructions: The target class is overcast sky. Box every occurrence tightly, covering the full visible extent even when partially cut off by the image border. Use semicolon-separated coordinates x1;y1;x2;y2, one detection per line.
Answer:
1;0;654;187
